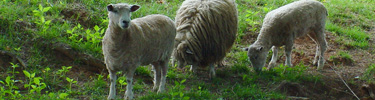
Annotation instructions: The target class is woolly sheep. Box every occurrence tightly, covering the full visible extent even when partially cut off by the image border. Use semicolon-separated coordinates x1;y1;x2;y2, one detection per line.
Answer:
102;3;176;99
247;0;328;71
172;0;238;78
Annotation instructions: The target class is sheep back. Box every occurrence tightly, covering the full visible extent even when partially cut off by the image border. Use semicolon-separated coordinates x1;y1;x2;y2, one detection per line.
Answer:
173;0;238;67
103;14;176;71
257;0;328;46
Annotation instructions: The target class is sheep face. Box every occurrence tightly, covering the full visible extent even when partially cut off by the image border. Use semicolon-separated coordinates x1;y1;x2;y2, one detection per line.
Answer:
107;4;140;29
175;41;199;67
247;45;268;72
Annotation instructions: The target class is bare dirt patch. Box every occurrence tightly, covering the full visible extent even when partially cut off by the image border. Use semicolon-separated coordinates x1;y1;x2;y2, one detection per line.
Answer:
60;3;95;28
287;31;374;99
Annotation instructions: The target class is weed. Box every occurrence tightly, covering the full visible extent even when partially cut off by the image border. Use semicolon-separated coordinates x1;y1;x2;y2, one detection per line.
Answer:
1;63;22;99
32;4;52;37
66;24;84;44
56;66;72;79
66;77;77;94
167;79;190;100
117;75;127;92
23;70;36;93
23;70;47;96
42;67;51;85
29;77;46;94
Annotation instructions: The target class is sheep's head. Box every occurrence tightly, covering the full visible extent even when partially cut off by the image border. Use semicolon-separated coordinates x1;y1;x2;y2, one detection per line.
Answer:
247;44;269;72
107;3;140;29
174;41;199;67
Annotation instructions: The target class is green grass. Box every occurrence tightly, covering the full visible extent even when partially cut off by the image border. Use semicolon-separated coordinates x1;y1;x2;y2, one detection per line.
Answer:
326;21;370;48
361;64;375;83
0;0;374;99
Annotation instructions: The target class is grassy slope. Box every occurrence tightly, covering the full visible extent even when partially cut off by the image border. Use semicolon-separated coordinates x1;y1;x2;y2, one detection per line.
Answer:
0;0;374;99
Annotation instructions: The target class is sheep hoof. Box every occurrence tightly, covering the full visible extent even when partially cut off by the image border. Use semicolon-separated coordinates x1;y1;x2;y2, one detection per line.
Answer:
125;91;134;100
254;67;262;73
317;66;323;70
209;72;216;79
152;87;158;92
313;61;318;66
190;66;197;73
157;89;165;93
267;63;276;69
285;64;293;67
107;96;115;100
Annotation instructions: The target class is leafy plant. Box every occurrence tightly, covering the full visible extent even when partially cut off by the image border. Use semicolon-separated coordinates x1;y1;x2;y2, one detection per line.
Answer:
66;24;84;43
245;10;260;32
86;25;104;46
32;4;52;36
117;76;127;92
30;77;46;94
42;67;51;84
57;66;72;79
66;77;77;94
166;79;190;100
23;70;35;93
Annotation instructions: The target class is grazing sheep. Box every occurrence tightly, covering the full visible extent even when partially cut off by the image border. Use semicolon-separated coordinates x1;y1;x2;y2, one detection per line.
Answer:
247;0;328;71
173;0;238;78
102;3;176;99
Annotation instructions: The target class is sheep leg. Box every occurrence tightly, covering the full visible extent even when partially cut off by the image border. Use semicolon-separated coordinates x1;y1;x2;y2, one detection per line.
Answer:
177;61;185;69
209;64;216;79
124;69;136;100
316;30;327;70
268;46;279;69
308;34;320;65
217;60;224;68
313;46;320;65
107;70;117;100
284;42;293;67
190;65;197;73
158;61;168;93
152;63;161;92
171;59;175;67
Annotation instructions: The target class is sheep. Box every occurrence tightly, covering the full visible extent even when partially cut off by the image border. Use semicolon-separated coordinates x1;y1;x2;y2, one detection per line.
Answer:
172;0;238;78
246;0;328;71
102;3;176;100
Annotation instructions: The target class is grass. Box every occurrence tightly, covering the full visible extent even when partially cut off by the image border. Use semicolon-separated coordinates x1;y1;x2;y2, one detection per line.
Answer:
361;64;375;83
326;21;370;48
0;0;374;99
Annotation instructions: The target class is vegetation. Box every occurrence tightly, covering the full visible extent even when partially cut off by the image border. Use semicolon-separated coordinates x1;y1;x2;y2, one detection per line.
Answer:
0;0;374;99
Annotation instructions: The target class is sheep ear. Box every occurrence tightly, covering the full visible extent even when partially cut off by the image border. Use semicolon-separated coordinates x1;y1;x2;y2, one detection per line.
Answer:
130;5;140;12
107;4;114;12
186;48;194;54
256;46;263;51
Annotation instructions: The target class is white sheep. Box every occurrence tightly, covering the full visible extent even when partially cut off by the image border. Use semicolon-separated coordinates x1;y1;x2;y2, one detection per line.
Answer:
102;3;176;99
247;0;328;71
172;0;238;78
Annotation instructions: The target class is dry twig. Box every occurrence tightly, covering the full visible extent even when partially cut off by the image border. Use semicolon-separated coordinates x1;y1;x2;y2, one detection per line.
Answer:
329;65;360;100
